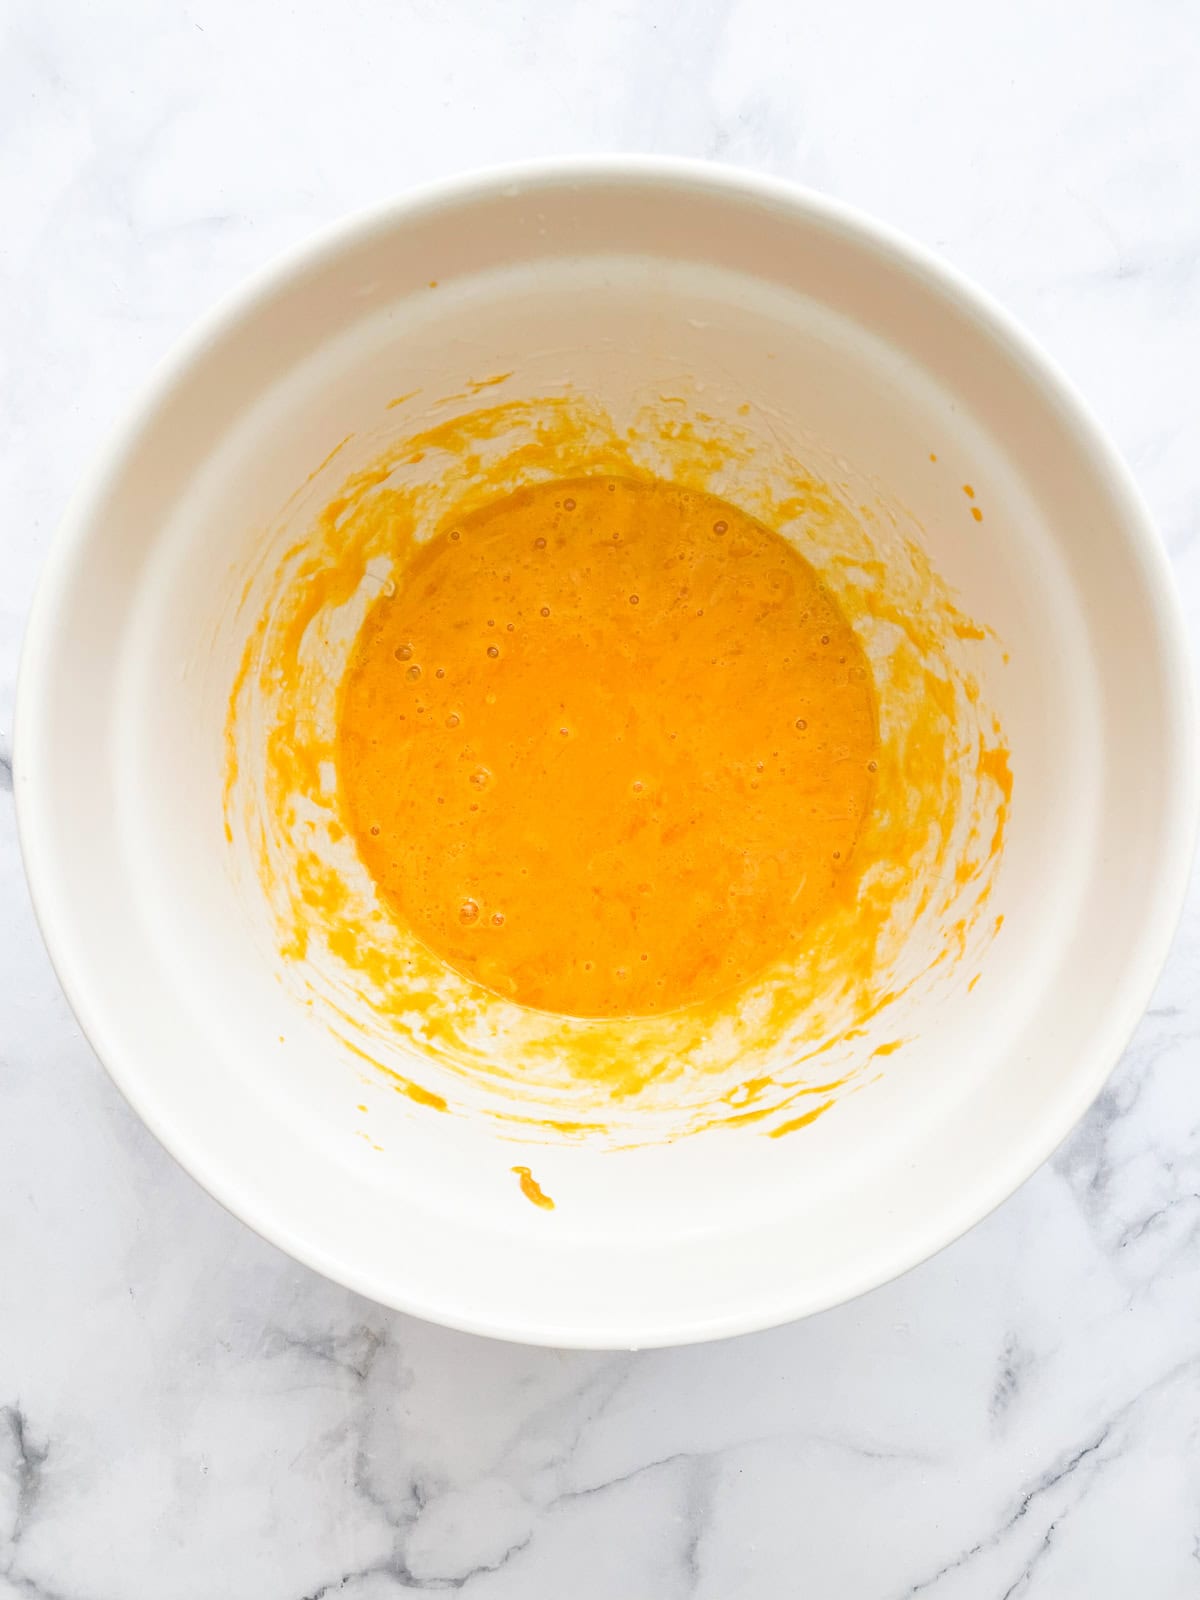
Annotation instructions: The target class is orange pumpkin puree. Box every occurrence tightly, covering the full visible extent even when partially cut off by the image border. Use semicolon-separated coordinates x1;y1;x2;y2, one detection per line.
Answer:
336;474;878;1019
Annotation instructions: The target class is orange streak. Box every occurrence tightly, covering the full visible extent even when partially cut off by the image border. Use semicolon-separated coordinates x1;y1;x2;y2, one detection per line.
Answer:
512;1165;555;1209
770;1099;836;1138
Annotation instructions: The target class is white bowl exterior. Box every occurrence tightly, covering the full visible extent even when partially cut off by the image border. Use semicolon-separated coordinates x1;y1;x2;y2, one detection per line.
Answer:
15;160;1198;1346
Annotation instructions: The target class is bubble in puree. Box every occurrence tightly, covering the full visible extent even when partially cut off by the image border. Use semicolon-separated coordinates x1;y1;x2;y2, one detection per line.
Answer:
336;475;878;1018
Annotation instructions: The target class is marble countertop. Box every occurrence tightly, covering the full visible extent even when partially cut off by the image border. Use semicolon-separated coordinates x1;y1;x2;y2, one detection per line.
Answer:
2;1;1198;1594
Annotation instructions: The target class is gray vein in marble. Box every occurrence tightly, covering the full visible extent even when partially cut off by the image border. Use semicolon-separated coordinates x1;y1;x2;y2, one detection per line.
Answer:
901;1427;1114;1599
679;1454;718;1594
0;1406;67;1600
1053;1001;1196;1223
297;1444;711;1598
0;1407;48;1554
298;1531;535;1599
989;1332;1033;1430
898;1358;1197;1599
268;1323;388;1385
0;1569;76;1600
1119;1191;1200;1250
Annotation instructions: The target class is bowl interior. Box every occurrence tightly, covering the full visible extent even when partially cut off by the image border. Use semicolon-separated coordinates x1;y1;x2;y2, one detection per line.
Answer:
19;166;1195;1345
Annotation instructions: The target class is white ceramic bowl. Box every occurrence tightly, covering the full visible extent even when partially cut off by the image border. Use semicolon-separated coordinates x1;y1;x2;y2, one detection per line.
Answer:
16;159;1197;1347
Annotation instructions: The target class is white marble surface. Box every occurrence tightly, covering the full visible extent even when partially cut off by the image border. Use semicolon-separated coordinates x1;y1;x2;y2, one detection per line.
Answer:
2;1;1199;1593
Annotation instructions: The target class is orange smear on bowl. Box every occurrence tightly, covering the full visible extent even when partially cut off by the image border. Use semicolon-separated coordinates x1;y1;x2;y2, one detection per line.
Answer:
224;389;1011;1141
512;1165;555;1209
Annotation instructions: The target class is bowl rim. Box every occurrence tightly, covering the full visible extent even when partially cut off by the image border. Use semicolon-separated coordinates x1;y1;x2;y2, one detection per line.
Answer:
14;154;1199;1347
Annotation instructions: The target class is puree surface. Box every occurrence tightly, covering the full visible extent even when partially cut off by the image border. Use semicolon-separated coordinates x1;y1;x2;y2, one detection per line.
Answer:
336;475;878;1017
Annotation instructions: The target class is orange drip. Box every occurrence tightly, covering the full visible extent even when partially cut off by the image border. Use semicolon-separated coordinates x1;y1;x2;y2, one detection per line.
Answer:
512;1166;555;1209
